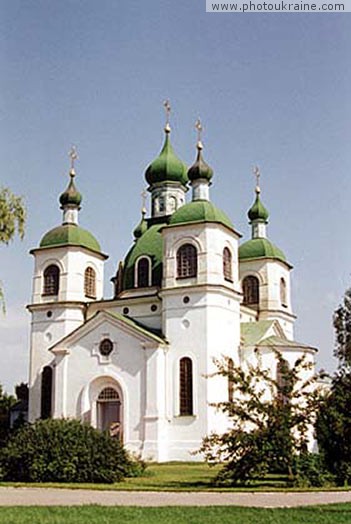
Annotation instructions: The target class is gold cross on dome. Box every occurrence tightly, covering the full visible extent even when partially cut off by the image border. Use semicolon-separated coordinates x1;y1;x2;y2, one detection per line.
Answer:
163;99;171;127
195;118;203;143
69;146;78;171
253;165;260;189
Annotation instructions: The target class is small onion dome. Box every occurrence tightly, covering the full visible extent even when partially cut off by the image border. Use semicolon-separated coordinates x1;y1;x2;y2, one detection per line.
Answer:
248;189;269;223
187;143;213;182
59;170;82;208
133;211;148;240
145;130;188;186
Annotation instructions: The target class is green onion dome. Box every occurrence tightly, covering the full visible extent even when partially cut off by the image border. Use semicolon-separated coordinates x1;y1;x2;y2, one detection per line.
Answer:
248;190;269;223
59;171;82;208
187;144;213;182
40;224;101;253
123;223;164;289
133;211;148;240
169;200;234;230
145;130;188;187
239;238;286;262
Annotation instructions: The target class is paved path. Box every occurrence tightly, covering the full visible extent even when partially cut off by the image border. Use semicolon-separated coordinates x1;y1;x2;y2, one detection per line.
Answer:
1;488;351;507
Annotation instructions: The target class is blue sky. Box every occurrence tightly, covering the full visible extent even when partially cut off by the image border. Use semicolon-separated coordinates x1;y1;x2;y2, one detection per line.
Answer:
0;1;350;393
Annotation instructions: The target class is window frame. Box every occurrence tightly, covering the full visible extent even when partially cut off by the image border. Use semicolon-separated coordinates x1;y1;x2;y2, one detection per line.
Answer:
43;264;60;296
223;247;233;282
40;365;53;419
280;277;287;307
135;256;152;288
99;338;114;357
242;275;260;306
176;243;198;279
84;266;97;299
179;357;194;416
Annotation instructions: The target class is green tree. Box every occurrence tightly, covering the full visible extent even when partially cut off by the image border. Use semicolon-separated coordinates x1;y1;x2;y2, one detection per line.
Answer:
333;286;351;368
316;286;351;485
0;384;16;447
0;187;26;311
199;352;324;486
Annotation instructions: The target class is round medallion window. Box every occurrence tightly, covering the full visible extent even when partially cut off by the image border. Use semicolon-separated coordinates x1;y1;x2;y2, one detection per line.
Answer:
99;338;113;357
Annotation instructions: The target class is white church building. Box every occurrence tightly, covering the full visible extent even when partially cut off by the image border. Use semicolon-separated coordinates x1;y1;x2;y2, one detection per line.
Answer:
27;115;317;461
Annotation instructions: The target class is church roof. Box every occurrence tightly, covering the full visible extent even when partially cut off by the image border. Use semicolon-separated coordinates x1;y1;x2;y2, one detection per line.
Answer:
59;171;82;208
107;311;166;343
145;131;188;187
169;200;234;230
248;191;269;222
241;322;317;353
49;309;167;353
239;237;287;264
39;223;104;256
187;146;213;182
123;223;164;289
241;320;277;347
258;335;317;352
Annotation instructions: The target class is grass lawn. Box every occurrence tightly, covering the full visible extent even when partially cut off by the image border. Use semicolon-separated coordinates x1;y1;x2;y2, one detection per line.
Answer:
0;462;347;492
1;505;351;524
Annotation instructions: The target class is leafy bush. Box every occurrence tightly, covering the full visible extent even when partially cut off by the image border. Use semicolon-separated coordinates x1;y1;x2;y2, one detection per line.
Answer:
0;418;144;483
292;453;334;487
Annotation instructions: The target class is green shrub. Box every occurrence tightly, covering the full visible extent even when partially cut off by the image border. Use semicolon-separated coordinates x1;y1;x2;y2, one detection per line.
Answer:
316;371;351;486
292;453;334;487
0;418;144;483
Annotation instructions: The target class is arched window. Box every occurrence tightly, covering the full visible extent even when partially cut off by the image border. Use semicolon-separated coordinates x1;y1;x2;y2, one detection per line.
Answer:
177;244;197;279
280;277;287;307
223;247;233;282
242;275;259;306
84;267;96;298
276;358;290;405
136;257;150;288
43;265;60;296
40;366;53;419
169;196;177;213
179;357;193;416
228;358;234;402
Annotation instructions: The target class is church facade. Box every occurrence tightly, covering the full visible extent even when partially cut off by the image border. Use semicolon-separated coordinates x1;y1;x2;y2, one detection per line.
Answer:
27;118;316;461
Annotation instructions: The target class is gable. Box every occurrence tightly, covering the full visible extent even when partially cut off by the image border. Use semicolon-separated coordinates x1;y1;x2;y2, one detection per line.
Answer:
240;320;285;347
49;310;167;355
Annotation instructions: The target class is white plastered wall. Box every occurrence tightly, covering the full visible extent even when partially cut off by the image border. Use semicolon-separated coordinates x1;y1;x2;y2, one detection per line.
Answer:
50;317;168;461
239;258;295;339
28;245;106;422
160;222;242;460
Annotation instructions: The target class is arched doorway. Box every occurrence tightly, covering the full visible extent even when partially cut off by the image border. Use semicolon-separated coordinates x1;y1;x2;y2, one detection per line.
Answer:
96;386;122;440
